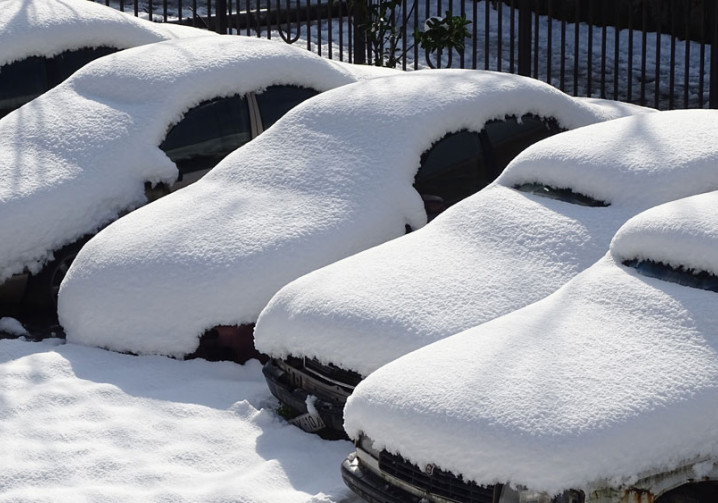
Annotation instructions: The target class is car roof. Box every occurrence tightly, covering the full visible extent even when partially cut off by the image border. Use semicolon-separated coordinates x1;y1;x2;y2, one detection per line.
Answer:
0;0;211;66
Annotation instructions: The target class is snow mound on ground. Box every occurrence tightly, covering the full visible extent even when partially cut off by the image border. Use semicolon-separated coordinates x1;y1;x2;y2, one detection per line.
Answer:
0;338;355;502
0;35;380;282
58;69;650;357
254;110;718;376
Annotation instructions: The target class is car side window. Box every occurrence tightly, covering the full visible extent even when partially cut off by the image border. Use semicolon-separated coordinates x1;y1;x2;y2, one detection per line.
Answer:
45;46;117;87
484;114;562;173
159;94;253;177
413;130;486;211
0;47;119;119
0;56;48;118
255;85;321;130
623;259;718;292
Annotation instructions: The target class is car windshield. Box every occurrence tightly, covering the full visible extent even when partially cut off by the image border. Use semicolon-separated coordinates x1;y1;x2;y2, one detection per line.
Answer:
623;259;718;292
514;182;609;207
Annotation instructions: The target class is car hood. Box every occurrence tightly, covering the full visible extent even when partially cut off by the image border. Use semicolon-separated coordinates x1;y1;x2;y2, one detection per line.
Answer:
254;110;718;376
57;69;649;357
343;191;718;495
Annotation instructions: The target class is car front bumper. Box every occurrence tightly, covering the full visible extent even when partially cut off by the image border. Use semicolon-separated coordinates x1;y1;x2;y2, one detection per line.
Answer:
262;358;347;434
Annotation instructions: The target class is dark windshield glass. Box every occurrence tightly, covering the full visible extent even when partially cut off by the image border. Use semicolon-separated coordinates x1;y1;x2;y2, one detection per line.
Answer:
623;259;718;292
46;46;117;87
484;114;562;172
0;56;48;118
514;182;609;207
255;85;320;130
160;94;252;177
414;130;487;208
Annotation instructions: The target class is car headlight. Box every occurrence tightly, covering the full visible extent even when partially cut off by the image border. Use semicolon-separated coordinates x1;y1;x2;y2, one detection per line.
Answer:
498;485;584;503
357;435;382;459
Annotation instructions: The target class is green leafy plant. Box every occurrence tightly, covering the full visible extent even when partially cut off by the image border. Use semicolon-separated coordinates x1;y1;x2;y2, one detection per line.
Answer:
414;10;471;56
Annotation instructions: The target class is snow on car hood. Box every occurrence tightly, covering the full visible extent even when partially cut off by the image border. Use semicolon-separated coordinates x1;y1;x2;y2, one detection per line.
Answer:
0;0;210;66
344;190;718;495
254;110;718;376
0;35;390;282
57;69;649;357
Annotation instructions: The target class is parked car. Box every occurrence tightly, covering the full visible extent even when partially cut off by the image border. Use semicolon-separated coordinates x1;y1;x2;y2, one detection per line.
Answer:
254;109;718;435
0;35;392;323
0;0;209;118
57;68;649;362
341;188;718;503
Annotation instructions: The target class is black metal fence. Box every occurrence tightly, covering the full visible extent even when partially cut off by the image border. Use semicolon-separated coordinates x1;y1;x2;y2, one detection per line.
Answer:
100;0;717;109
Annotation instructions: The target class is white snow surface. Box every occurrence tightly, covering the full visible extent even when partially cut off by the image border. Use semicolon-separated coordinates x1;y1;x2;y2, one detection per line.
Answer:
0;35;391;282
343;190;718;495
254;109;718;377
58;69;649;357
0;316;28;336
0;337;356;502
0;0;210;66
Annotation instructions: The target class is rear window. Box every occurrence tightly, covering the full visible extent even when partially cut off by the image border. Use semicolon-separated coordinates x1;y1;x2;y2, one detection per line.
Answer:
514;183;609;207
623;259;718;292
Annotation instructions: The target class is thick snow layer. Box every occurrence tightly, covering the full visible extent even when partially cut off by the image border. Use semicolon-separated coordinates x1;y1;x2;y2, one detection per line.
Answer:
254;109;718;376
0;35;390;283
344;191;718;494
0;337;356;502
0;0;210;66
58;69;649;357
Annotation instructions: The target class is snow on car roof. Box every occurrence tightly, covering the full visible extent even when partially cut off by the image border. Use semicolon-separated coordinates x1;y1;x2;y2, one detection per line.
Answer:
58;69;651;358
0;35;391;282
253;110;718;377
0;0;210;66
343;190;718;495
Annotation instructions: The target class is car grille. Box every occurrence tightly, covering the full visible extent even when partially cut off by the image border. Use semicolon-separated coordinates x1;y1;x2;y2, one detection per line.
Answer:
379;451;497;503
303;357;363;388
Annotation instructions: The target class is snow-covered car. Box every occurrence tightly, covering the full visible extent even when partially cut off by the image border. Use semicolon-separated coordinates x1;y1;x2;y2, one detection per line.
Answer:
56;69;650;363
254;109;718;435
0;35;392;320
0;0;209;118
341;188;718;503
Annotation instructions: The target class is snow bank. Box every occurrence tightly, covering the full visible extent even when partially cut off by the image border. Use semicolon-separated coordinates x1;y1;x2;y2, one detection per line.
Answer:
59;69;648;357
343;191;718;495
0;0;210;67
254;109;718;377
0;35;387;282
0;338;355;502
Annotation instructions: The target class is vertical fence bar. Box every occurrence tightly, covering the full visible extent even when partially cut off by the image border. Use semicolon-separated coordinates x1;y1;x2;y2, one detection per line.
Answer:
586;1;593;97
711;0;718;107
328;0;334;59
414;0;419;69
318;0;323;56
669;0;676;109
509;0;515;73
163;0;168;22
546;0;552;85
472;0;478;69
148;0;153;21
653;9;662;108
517;0;531;76
560;14;566;90
572;0;579;94
305;0;311;51
626;0;633;103
600;2;607;98
496;0;503;72
484;0;490;70
683;0;690;107
613;1;619;100
640;1;647;105
134;0;138;17
699;0;705;108
352;3;365;64
119;0;125;12
532;0;538;78
217;0;227;33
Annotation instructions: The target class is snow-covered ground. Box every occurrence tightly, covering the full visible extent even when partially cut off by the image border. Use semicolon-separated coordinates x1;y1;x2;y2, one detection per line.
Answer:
0;336;359;502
